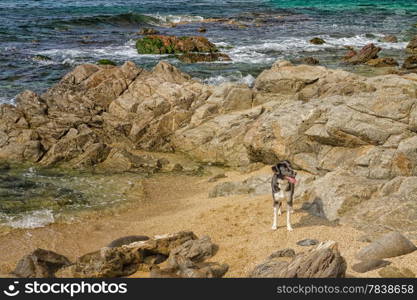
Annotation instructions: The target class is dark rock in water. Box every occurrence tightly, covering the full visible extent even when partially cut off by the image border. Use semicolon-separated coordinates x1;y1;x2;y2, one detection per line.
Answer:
366;57;398;67
379;35;398;43
198;27;207;33
13;248;71;278
0;161;10;171
136;35;218;54
300;57;320;65
402;56;417;70
297;239;319;246
309;37;325;45
177;52;231;63
97;59;117;66
343;43;381;64
138;28;160;35
406;35;417;54
107;235;150;248
378;266;416;278
352;259;391;273
32;55;52;62
268;248;296;259
250;241;346;278
356;231;417;261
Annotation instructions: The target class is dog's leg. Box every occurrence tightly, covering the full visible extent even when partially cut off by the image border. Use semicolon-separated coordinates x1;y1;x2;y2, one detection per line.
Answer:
286;204;293;231
272;193;280;230
286;188;294;232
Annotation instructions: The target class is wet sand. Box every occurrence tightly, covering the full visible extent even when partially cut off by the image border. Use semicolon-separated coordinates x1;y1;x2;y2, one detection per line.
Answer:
1;167;416;278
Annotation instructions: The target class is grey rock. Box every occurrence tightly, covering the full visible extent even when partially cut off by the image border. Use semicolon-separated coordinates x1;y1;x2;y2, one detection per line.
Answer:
356;231;417;261
107;235;150;248
297;239;319;246
352;259;391;273
268;248;296;259
13;248;71;278
168;235;218;268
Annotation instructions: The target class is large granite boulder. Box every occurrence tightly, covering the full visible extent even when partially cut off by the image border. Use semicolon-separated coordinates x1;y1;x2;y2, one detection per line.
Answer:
356;231;416;261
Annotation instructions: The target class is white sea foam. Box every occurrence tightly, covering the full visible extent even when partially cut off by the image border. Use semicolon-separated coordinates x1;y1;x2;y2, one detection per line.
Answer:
5;209;55;229
0;96;16;105
34;39;169;65
225;34;406;64
323;34;407;49
203;73;255;87
147;13;204;24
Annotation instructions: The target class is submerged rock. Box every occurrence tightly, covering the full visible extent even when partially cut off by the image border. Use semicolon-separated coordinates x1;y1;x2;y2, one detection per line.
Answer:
406;35;417;54
138;28;159;35
309;37;326;45
177;52;231;63
379;35;398;43
32;55;52;62
300;56;320;65
366;57;398;67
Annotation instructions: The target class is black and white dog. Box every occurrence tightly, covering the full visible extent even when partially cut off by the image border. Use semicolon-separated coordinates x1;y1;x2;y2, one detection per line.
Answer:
271;160;297;231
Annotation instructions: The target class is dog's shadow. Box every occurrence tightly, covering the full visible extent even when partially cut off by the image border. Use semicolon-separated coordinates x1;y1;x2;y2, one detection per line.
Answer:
292;207;339;229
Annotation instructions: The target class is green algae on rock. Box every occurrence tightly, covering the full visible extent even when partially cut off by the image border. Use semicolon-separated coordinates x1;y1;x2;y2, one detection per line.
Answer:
97;59;117;66
136;35;218;54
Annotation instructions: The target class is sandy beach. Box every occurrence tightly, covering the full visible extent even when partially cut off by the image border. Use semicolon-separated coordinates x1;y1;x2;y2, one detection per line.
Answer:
1;165;416;278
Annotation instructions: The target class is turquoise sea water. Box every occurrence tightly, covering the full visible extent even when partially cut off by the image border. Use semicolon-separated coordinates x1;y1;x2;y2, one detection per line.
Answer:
1;0;416;103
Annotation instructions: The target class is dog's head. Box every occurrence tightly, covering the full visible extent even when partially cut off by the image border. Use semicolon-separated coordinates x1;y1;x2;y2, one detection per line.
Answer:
272;160;297;183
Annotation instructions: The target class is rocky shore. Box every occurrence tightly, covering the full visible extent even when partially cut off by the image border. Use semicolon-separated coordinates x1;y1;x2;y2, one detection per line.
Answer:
1;44;417;277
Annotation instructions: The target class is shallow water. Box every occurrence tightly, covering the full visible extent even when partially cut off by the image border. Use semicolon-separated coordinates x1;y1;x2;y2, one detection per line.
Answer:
0;165;145;229
1;0;416;103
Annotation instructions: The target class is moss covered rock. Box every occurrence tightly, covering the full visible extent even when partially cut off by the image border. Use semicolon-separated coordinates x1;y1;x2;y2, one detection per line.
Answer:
97;59;117;66
33;55;52;62
309;37;326;45
136;35;218;55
